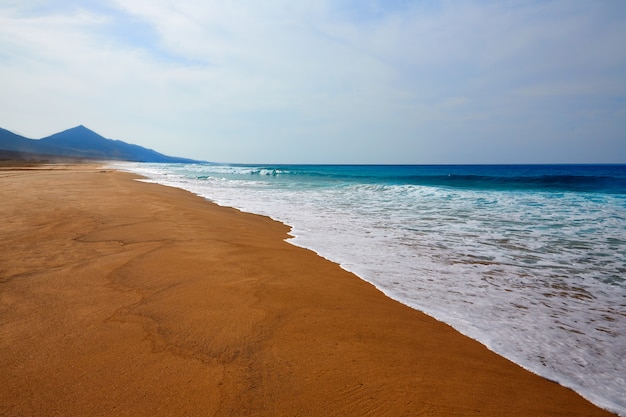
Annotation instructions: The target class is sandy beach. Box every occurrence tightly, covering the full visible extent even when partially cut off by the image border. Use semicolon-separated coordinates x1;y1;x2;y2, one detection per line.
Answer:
0;164;616;416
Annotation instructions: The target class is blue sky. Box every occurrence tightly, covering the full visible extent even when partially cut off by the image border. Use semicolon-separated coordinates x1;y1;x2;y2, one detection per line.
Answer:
1;0;625;163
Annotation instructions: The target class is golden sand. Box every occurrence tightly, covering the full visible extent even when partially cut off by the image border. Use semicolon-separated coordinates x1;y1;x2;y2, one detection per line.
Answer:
0;165;615;416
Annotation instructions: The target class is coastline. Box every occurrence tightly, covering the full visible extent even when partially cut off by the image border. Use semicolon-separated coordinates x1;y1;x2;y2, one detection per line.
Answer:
0;164;616;416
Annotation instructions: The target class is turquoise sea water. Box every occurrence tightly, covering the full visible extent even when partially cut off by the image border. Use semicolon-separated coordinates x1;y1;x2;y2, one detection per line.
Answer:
118;163;626;415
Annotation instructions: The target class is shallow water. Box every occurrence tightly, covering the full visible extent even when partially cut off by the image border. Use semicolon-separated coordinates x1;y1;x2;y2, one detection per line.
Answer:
117;163;626;415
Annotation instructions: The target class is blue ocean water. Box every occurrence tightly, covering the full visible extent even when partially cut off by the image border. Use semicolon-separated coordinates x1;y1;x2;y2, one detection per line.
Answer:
117;163;626;415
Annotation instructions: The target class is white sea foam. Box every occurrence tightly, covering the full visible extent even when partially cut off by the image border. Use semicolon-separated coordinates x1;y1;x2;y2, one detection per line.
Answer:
114;162;626;415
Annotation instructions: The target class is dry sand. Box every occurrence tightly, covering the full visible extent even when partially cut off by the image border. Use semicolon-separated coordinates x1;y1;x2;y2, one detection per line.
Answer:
0;164;615;416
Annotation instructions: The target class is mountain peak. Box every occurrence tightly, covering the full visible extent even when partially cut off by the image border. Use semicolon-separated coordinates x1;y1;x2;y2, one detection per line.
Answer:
40;125;107;147
55;124;102;137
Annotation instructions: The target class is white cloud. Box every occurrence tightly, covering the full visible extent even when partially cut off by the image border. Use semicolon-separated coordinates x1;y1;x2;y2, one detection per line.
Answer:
1;0;624;162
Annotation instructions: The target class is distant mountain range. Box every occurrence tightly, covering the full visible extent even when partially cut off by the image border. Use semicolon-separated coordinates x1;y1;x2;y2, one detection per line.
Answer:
0;125;202;163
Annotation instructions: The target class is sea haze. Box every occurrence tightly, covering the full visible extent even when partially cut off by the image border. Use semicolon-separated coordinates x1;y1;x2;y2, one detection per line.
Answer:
117;163;626;416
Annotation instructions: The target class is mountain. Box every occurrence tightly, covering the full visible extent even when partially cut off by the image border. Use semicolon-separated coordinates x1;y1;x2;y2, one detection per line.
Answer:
0;125;202;163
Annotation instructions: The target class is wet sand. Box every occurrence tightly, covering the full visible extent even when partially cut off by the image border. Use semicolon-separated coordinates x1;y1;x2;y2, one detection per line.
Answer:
0;164;615;416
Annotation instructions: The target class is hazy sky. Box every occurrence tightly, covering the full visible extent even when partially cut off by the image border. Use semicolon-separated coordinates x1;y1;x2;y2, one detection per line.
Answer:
1;0;625;163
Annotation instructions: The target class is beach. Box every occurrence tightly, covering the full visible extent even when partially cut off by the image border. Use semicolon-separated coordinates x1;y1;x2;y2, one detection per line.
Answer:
0;164;616;416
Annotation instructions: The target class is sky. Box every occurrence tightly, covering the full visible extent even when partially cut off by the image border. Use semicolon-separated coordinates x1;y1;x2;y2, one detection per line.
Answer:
1;0;625;164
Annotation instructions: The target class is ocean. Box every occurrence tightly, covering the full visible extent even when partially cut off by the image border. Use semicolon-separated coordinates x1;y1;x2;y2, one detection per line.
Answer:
116;162;626;415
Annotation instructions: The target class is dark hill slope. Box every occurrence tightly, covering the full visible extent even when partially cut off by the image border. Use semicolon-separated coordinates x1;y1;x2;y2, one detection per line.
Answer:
0;127;71;156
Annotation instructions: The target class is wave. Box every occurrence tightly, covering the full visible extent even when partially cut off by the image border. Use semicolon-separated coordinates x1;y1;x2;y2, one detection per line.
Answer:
194;164;626;194
398;174;626;193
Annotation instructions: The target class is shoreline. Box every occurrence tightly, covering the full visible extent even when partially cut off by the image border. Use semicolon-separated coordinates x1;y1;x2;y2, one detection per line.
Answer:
0;163;617;416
